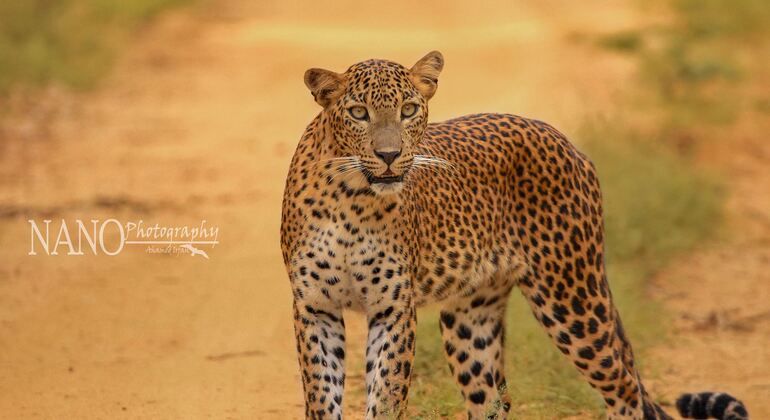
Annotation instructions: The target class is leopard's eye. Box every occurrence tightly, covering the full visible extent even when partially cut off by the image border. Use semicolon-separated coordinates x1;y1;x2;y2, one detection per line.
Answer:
349;106;369;121
401;103;418;119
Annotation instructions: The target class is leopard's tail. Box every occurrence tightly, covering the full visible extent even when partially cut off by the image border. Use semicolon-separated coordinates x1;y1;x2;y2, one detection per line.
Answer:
676;392;748;420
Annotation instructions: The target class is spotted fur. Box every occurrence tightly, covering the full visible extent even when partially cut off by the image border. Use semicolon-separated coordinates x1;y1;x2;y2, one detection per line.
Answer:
280;52;747;420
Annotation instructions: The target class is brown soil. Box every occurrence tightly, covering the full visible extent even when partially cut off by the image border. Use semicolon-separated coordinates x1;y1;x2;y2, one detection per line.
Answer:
0;1;765;418
646;117;770;417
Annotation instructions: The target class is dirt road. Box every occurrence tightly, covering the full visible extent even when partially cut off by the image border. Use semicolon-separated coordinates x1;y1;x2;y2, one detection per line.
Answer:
647;116;770;417
0;0;765;418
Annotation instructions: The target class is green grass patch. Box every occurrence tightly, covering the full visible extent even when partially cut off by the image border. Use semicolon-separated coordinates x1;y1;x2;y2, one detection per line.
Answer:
0;0;194;95
596;31;643;53
585;124;722;265
598;1;770;131
673;0;770;41
407;123;722;418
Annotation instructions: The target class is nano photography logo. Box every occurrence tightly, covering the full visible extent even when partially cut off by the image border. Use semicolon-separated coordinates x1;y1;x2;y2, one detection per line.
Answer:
28;219;219;258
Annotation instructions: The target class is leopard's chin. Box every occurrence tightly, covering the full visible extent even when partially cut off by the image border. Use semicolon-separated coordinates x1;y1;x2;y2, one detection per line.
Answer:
369;182;404;196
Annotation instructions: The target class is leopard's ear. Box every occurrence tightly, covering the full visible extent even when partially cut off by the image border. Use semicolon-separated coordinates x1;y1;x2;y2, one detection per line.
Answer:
410;51;444;100
304;68;346;108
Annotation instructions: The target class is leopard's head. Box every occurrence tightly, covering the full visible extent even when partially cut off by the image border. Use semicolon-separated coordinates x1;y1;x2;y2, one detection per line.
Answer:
304;51;444;195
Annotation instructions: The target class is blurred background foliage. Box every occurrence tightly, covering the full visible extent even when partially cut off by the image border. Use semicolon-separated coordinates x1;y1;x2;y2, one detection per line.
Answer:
0;0;192;94
601;0;770;129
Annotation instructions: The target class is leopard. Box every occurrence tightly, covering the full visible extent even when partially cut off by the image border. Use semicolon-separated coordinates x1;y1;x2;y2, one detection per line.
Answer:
280;51;748;420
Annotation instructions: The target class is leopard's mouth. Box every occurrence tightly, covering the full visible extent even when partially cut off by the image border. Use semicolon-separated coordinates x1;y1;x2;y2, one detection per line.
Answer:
367;174;404;185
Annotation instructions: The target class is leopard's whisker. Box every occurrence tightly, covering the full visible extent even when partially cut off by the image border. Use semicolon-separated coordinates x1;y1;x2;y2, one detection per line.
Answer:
412;160;454;175
329;165;364;182
413;155;455;172
318;156;364;179
313;156;361;171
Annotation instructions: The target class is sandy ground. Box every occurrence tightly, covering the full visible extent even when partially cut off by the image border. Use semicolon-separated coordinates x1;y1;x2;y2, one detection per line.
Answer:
0;0;766;418
646;116;770;417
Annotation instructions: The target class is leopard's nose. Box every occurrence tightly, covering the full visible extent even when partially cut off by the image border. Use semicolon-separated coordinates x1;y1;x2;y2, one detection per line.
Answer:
374;150;401;166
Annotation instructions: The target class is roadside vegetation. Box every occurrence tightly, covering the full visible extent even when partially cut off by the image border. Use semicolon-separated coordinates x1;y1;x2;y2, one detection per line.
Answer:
408;0;770;417
0;0;193;95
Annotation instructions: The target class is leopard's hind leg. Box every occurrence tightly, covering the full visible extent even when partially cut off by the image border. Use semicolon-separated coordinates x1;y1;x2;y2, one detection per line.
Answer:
518;268;671;420
439;277;515;419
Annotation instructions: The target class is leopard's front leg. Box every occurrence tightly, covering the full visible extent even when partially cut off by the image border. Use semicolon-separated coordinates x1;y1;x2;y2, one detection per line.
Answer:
364;296;416;419
291;293;346;419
